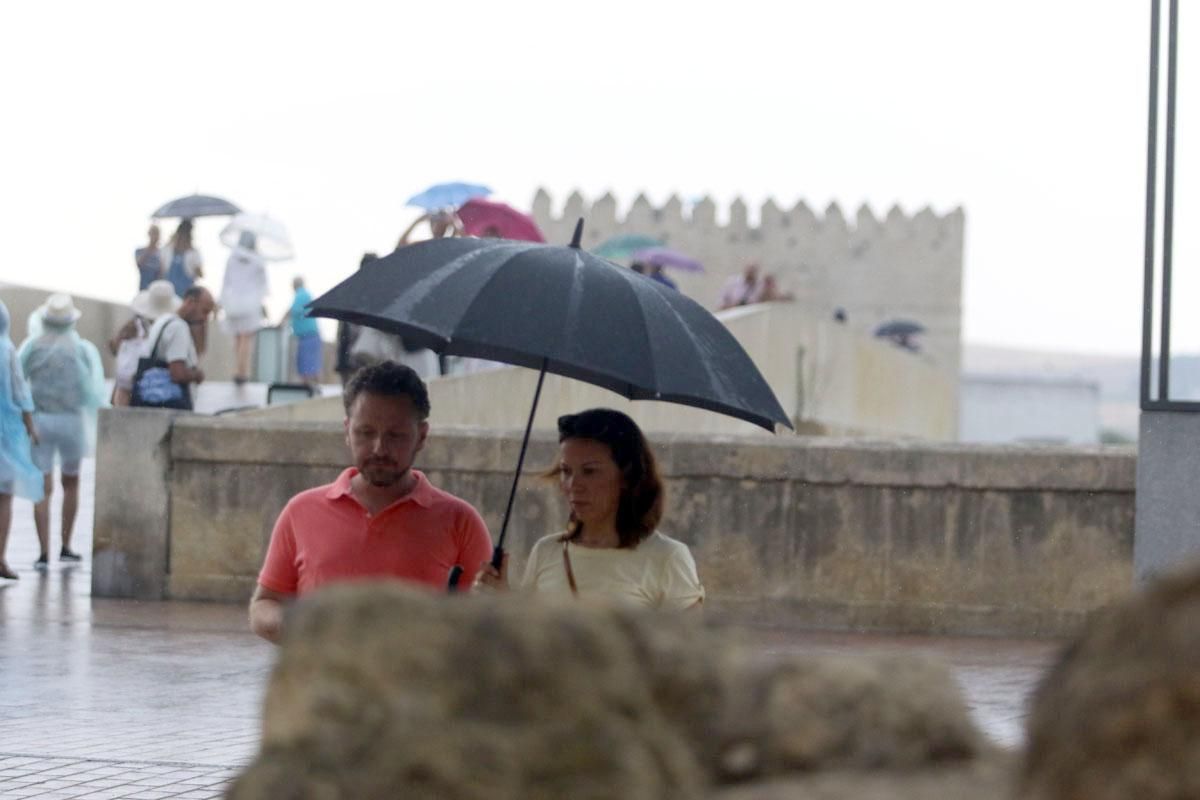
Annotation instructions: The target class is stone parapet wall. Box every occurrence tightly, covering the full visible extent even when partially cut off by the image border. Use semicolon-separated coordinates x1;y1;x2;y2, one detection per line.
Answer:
94;410;1135;637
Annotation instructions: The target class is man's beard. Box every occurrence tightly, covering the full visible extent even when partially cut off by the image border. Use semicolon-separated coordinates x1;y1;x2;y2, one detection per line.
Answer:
361;459;406;488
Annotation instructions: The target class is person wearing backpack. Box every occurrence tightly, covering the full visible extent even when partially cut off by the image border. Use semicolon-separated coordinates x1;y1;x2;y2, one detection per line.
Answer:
132;286;213;411
109;280;180;406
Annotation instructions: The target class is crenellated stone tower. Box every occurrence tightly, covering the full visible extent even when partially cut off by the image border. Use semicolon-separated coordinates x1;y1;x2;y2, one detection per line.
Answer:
532;190;965;373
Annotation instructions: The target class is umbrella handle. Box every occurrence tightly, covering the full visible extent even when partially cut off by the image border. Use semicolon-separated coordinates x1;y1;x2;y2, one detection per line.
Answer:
447;564;465;592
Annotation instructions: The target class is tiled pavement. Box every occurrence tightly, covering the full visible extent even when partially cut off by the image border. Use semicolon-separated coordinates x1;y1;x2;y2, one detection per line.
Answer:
0;460;272;799
0;459;1057;798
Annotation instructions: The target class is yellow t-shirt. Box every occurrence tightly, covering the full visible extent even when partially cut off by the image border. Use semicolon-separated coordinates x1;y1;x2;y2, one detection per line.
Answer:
521;531;705;610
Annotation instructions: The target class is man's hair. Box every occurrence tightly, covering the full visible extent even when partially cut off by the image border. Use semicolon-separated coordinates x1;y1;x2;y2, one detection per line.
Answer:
552;408;664;549
182;286;207;302
343;360;431;419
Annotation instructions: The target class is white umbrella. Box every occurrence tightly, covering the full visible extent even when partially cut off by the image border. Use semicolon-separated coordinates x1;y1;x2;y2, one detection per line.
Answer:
219;212;294;261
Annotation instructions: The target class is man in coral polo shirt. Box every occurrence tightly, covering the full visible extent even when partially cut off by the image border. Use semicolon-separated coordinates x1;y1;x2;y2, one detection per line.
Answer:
249;361;492;643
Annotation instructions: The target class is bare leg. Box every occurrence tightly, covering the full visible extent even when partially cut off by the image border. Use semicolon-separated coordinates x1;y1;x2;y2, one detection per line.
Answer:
0;493;12;573
235;333;254;380
33;473;52;559
60;473;80;553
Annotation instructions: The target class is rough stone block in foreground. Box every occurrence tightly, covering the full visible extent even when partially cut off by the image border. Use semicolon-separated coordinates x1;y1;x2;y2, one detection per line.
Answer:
229;586;997;799
1020;559;1200;800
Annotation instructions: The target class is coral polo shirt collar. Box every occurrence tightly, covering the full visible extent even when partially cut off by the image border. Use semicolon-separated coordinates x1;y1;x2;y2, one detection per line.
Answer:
325;467;436;509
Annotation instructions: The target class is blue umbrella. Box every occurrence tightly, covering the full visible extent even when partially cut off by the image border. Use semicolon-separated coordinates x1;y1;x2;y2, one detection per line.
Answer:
151;194;241;219
405;182;492;211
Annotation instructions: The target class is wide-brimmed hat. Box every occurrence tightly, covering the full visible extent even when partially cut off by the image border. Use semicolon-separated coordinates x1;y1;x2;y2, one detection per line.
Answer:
130;280;182;321
40;293;82;325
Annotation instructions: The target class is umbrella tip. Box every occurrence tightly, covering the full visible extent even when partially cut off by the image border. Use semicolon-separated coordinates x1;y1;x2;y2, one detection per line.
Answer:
569;218;584;249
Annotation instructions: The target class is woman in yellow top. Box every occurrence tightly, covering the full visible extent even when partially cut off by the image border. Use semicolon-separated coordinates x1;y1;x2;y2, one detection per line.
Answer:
477;408;704;610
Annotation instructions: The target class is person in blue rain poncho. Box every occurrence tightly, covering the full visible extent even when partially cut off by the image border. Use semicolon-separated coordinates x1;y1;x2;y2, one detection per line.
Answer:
0;299;44;580
19;294;106;570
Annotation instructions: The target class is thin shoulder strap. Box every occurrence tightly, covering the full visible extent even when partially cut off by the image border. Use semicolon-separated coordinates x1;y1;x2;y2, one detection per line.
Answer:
148;316;185;361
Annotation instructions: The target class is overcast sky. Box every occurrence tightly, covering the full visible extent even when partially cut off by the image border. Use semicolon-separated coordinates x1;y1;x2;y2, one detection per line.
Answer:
0;1;1186;355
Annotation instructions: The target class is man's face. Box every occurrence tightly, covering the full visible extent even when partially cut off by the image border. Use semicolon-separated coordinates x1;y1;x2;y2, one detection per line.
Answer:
181;291;215;323
344;392;429;488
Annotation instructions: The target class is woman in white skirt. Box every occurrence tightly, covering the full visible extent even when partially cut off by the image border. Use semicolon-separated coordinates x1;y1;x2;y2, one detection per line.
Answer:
220;232;268;385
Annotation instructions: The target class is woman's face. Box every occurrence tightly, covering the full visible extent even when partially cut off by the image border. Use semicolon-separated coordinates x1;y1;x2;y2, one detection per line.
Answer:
558;437;623;528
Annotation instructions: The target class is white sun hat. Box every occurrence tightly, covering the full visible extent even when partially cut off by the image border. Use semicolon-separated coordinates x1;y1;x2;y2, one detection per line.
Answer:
130;280;182;321
40;293;83;326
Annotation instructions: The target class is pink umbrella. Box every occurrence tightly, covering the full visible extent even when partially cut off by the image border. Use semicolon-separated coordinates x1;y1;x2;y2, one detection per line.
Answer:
457;198;545;242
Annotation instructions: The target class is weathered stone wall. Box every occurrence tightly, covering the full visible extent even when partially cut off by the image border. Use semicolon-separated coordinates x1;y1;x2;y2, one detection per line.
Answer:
96;413;1138;637
532;190;964;373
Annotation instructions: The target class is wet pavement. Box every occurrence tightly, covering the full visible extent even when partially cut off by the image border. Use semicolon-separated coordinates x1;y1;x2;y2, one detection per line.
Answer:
0;459;1058;798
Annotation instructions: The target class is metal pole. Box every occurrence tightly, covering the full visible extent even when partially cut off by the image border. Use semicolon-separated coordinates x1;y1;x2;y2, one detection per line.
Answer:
1158;0;1179;401
1142;0;1161;407
492;357;549;567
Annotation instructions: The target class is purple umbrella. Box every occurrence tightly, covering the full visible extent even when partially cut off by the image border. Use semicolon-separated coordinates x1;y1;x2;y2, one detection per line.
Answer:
631;246;704;273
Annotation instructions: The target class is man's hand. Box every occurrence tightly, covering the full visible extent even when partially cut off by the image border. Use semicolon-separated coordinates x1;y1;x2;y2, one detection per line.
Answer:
249;585;292;644
23;412;38;446
474;550;509;592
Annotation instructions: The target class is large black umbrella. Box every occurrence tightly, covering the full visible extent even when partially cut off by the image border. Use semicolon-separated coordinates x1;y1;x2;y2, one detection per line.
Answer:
308;221;791;572
151;193;241;219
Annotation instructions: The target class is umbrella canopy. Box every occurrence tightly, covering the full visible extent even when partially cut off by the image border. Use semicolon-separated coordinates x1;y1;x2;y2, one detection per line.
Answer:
309;233;789;432
457;198;545;242
152;194;241;219
219;213;295;261
874;319;925;338
631;246;704;273
593;233;663;260
406;182;491;211
309;223;790;570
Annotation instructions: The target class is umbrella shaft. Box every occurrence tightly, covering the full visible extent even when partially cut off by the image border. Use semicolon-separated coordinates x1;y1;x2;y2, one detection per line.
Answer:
494;358;549;566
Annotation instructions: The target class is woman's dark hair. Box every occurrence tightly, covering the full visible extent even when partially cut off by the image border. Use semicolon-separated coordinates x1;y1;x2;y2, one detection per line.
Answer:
552;408;664;548
343;360;430;419
172;219;194;250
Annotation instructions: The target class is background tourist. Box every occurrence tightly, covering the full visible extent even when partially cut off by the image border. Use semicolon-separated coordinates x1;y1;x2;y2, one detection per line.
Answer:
219;231;268;385
133;286;213;411
109;280;180;406
280;276;322;387
718;262;761;309
335;253;376;387
18;294;106;569
754;274;794;303
647;263;677;291
161;219;204;298
397;209;463;248
0;300;42;580
249;361;492;643
476;407;705;610
135;224;163;291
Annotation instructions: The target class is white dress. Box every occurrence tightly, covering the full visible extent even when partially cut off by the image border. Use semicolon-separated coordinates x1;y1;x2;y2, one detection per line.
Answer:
220;247;268;334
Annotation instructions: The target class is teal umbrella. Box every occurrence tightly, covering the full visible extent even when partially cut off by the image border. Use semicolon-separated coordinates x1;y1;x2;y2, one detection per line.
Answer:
592;233;663;260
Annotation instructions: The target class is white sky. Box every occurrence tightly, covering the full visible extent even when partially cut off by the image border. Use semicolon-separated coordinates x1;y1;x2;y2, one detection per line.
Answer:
0;1;1185;355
